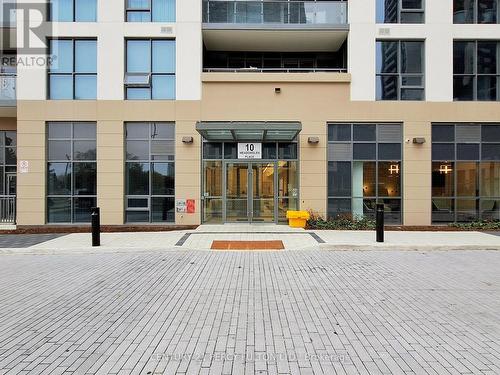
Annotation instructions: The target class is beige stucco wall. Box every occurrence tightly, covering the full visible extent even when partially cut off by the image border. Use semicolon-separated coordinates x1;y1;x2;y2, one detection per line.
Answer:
14;73;500;226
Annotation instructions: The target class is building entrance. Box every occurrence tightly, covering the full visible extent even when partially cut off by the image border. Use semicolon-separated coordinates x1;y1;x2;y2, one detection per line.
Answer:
226;162;275;223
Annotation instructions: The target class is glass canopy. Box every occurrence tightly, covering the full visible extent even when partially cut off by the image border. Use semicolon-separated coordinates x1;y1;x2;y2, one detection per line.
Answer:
196;122;302;142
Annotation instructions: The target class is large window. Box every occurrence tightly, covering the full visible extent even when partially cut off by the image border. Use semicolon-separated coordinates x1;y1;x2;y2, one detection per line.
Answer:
454;41;500;101
47;122;97;223
0;131;16;196
125;39;176;100
328;123;403;224
454;0;499;23
126;0;176;22
376;40;425;101
50;0;97;21
48;39;97;100
125;122;175;223
376;0;425;23
432;123;500;223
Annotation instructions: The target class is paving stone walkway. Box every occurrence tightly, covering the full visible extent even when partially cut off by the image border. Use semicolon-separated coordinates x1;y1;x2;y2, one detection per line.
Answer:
0;250;499;374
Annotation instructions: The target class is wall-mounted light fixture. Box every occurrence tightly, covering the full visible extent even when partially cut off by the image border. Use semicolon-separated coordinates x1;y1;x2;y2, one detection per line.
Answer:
274;87;281;94
413;137;426;144
182;136;194;144
308;136;319;144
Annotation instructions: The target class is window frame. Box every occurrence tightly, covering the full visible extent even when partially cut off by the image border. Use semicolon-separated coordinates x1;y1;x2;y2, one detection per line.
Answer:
47;38;98;100
431;123;500;223
376;0;425;24
125;0;176;22
453;40;500;101
49;0;98;22
453;0;500;24
46;122;97;224
327;123;403;224
124;39;176;100
376;40;426;101
125;122;176;223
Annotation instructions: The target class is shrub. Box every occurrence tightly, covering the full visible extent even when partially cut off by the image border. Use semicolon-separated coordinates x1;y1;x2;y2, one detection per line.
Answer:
306;211;376;230
449;220;500;230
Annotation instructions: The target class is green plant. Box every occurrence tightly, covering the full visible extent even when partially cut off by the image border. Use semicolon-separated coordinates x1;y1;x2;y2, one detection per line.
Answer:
306;210;376;230
449;220;500;230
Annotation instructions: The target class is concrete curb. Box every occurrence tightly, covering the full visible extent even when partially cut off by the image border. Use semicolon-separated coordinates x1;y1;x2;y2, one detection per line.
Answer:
319;244;500;251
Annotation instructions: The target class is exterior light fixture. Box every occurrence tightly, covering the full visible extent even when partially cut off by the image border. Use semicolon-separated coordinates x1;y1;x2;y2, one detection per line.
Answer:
182;136;194;144
389;164;399;175
439;164;453;174
308;136;319;144
413;137;426;144
274;87;281;93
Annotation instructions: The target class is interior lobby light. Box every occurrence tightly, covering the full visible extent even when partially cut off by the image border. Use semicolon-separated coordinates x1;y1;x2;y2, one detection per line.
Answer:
439;164;453;174
389;164;400;175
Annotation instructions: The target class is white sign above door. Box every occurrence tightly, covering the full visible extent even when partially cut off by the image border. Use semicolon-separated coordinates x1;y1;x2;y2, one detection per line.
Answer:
238;143;262;159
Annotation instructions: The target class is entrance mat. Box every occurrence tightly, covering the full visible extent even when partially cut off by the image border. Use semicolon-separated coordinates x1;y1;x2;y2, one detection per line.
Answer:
211;240;284;250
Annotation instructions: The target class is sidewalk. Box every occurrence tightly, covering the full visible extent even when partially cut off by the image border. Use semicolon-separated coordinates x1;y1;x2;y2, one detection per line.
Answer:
0;224;499;254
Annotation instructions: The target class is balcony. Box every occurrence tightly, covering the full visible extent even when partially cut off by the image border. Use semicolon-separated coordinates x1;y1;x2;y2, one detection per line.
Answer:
0;74;16;106
202;1;348;52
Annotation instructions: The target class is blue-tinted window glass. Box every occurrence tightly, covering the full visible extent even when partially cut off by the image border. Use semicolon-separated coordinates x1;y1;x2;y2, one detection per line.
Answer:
128;0;150;8
75;0;97;21
127;41;151;73
75;75;97;99
128;12;151;21
50;40;73;73
153;0;176;22
75;40;97;73
50;75;73;99
152;40;175;73
127;88;151;100
51;0;73;21
152;75;175;99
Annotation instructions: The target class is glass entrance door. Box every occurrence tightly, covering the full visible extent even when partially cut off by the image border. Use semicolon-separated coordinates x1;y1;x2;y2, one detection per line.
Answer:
225;162;275;222
226;163;249;222
252;163;275;222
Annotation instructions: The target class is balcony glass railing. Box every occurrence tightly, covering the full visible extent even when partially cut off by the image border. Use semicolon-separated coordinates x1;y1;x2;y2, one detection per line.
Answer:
203;1;348;25
0;74;16;105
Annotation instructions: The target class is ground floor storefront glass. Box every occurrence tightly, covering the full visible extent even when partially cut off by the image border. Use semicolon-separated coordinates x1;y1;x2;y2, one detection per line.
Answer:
202;142;298;224
432;123;500;223
327;123;403;224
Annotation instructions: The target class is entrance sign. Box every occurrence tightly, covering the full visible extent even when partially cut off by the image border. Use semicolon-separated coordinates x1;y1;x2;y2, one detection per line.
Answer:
238;143;262;159
176;199;186;213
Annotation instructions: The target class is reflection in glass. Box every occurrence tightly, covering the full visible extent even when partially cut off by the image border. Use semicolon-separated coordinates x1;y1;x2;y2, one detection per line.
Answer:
73;197;96;222
480;162;500;197
152;197;175;222
456;199;478;222
152;163;175;195
47;197;72;223
432;198;455;222
127;162;150;195
378;162;401;197
432;162;454;197
74;163;96;195
278;161;298;197
204;161;222;197
204;198;223;223
47;163;72;195
456;162;477;196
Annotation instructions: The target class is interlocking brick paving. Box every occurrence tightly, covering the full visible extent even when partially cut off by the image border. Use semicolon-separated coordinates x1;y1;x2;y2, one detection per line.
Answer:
0;250;499;375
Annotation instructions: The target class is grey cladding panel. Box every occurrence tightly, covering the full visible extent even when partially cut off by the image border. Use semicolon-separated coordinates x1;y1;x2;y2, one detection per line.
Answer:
328;143;352;161
378;124;402;142
456;125;481;143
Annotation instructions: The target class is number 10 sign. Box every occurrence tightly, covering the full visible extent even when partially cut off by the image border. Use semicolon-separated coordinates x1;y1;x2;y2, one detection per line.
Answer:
238;143;262;159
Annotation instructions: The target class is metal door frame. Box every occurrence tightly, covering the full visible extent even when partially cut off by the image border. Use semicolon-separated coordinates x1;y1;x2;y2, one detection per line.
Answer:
5;173;16;196
223;160;278;224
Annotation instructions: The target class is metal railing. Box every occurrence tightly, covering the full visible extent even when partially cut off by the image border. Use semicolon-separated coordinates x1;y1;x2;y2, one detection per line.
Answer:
0;74;16;106
0;196;16;224
203;67;347;73
203;1;348;25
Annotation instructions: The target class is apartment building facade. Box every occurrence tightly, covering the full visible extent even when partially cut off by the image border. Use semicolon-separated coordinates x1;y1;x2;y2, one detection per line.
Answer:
0;0;499;227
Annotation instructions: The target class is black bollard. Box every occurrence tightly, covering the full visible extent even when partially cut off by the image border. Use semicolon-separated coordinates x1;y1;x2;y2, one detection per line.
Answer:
91;207;100;247
376;203;384;243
